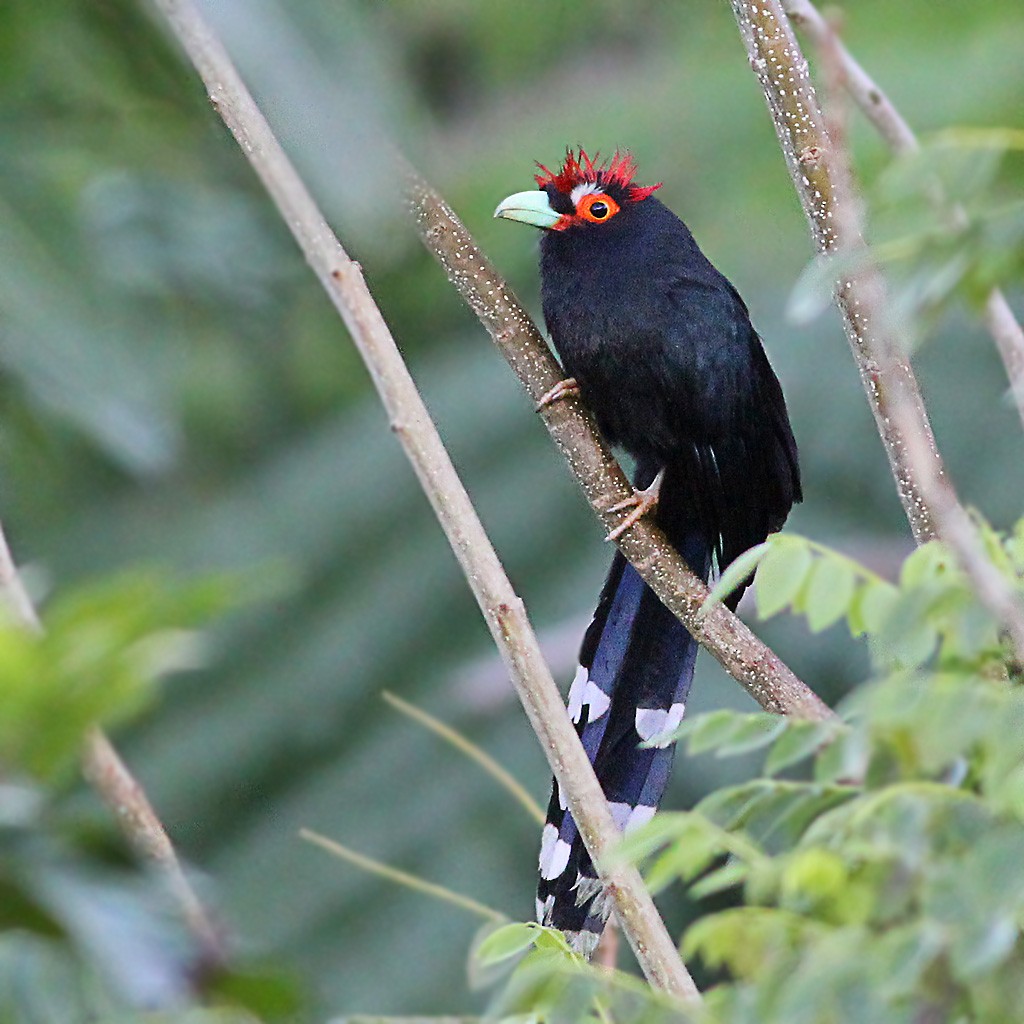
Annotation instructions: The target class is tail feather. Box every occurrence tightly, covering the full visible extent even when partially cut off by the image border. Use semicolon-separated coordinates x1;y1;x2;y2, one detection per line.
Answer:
537;462;714;955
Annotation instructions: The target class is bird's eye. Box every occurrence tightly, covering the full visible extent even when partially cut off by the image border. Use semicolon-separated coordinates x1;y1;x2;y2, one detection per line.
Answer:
576;192;621;224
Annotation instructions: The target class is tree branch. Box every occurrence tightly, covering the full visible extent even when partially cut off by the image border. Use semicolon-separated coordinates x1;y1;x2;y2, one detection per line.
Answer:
732;1;1024;660
147;0;700;998
0;523;224;965
406;174;832;724
781;0;1024;432
731;0;945;546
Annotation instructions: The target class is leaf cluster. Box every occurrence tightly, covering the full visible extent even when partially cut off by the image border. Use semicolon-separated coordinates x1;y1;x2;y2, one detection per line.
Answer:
789;129;1024;349
0;571;301;1021
627;526;1024;1022
476;516;1024;1022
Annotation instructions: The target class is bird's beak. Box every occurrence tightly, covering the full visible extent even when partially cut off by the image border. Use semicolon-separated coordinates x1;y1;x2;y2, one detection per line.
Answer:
494;190;562;230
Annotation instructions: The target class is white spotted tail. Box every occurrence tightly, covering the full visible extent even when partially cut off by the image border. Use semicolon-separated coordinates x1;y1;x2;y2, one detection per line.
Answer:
535;490;713;955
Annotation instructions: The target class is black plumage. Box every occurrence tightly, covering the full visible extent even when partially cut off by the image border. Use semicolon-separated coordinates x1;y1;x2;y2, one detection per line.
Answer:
496;150;800;954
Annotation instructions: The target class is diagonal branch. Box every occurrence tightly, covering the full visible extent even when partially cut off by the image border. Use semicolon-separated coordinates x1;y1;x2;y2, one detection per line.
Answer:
781;0;1024;431
0;523;224;967
147;0;700;999
406;173;831;724
732;1;1024;661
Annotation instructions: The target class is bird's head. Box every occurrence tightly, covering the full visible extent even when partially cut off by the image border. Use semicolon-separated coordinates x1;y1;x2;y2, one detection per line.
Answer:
494;148;661;232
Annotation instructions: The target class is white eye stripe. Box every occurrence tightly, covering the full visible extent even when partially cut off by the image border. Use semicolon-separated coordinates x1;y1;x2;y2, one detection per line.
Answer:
570;182;604;206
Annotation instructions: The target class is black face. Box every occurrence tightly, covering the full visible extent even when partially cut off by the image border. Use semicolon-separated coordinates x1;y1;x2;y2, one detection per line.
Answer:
545;183;575;215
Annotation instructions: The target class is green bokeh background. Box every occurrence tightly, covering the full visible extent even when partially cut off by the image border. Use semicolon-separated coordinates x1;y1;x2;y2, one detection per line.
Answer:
1;0;1021;1015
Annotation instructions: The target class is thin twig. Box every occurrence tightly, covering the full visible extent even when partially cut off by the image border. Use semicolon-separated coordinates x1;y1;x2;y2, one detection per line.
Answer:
782;0;1024;431
732;1;1024;660
300;829;505;923
382;691;545;825
148;0;700;998
405;174;832;725
80;728;224;960
0;524;224;965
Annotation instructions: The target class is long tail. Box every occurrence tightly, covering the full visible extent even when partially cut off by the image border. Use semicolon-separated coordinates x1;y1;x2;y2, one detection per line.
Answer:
536;461;713;956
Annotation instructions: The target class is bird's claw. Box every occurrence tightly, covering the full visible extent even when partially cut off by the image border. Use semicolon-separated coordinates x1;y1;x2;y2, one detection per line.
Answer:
536;377;580;411
605;469;665;542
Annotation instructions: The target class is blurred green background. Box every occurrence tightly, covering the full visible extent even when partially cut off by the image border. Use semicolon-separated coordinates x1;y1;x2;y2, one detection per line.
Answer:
1;0;1020;1016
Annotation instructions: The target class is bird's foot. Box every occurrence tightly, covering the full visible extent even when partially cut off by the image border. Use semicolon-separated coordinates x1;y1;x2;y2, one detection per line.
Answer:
605;469;664;542
536;377;580;411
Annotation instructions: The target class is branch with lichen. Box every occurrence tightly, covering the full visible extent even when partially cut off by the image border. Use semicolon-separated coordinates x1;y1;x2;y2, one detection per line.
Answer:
731;0;943;546
781;0;1024;432
405;172;831;723
148;0;701;999
731;0;1024;661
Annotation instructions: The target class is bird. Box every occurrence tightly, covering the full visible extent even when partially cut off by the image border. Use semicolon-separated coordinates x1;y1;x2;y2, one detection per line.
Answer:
494;148;801;956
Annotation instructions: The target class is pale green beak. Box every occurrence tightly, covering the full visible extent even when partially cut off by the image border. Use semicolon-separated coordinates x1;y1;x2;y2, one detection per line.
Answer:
494;189;562;230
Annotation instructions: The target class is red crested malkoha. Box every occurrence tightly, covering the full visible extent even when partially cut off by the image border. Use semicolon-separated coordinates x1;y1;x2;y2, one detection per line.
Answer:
495;149;801;955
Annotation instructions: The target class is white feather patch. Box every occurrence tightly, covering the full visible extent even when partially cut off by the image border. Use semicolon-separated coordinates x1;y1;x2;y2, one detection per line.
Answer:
566;666;588;723
608;801;633;830
570;182;603;206
609;801;658;833
627;804;657;831
541;839;572;880
539;823;558;872
539;823;572;880
566;666;611;725
634;701;686;745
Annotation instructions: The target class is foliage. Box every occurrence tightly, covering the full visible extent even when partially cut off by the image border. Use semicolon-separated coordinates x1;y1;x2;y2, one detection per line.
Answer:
0;573;301;1021
0;0;1022;1019
789;129;1024;349
710;524;1015;675
479;518;1024;1022
0;572;233;784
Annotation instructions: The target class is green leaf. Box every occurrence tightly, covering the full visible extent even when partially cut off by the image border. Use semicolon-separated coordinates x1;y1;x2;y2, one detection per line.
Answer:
899;541;954;589
765;720;843;776
715;715;787;757
700;541;769;615
755;537;814;620
643;817;733;890
804;555;858;632
779;848;848;905
682;906;815;977
0;571;238;784
677;710;777;757
854;579;900;636
474;923;541;966
689;859;749;899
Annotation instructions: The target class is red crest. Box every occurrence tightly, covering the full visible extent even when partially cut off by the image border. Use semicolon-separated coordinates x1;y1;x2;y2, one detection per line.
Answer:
533;148;661;203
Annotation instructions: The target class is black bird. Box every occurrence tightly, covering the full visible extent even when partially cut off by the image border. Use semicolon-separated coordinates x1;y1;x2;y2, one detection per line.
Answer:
495;149;801;955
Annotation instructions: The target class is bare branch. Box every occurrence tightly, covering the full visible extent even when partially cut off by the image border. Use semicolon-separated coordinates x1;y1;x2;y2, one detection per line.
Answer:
148;0;700;998
0;525;224;965
733;1;1024;660
781;0;918;155
782;0;1024;430
980;281;1024;433
731;0;946;545
406;174;832;724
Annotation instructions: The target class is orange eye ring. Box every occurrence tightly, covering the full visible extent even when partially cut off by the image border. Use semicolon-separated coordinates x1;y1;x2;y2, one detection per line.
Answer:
576;192;620;224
